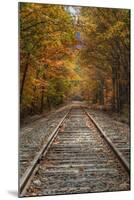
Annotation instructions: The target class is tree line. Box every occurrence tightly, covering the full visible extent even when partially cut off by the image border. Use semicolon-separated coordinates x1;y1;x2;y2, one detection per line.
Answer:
20;4;130;118
79;7;130;114
20;3;78;117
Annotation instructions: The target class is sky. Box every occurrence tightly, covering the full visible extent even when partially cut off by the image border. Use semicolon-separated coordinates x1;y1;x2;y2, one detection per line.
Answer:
68;6;77;16
68;6;80;25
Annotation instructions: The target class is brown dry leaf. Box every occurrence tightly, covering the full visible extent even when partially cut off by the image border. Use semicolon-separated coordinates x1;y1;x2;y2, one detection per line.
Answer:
27;187;39;194
86;121;90;128
53;140;60;144
43;160;55;166
59;127;64;132
79;166;84;174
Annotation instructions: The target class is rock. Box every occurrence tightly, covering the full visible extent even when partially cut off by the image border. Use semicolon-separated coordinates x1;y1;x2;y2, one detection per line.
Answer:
33;179;41;186
119;182;129;189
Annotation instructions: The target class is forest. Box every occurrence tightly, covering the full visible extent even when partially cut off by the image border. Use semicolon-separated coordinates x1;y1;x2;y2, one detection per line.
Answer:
20;3;130;120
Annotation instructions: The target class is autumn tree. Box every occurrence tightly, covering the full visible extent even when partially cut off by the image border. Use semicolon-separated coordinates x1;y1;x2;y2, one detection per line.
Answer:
79;7;130;113
20;3;78;116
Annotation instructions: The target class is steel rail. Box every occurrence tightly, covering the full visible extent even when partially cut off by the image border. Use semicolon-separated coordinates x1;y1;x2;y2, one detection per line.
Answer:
82;106;130;174
19;107;72;196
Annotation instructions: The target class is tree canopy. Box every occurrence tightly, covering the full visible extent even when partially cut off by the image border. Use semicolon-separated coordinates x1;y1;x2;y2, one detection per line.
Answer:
78;7;130;113
20;3;130;118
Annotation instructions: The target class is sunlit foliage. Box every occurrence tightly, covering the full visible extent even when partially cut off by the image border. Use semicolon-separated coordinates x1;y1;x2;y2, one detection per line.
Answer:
20;4;130;117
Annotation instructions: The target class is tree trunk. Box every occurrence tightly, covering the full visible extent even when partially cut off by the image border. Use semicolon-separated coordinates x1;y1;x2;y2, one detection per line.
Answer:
112;76;116;110
20;53;30;104
116;71;121;113
47;96;51;111
100;80;104;105
40;87;44;113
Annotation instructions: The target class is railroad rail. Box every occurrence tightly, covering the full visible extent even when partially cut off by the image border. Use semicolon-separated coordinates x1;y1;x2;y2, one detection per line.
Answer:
19;107;71;177
19;106;130;197
83;107;130;166
19;107;72;195
82;106;130;173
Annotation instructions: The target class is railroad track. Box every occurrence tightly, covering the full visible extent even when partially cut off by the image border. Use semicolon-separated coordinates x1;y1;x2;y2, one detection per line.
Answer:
19;106;130;197
19;107;70;177
84;107;130;165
